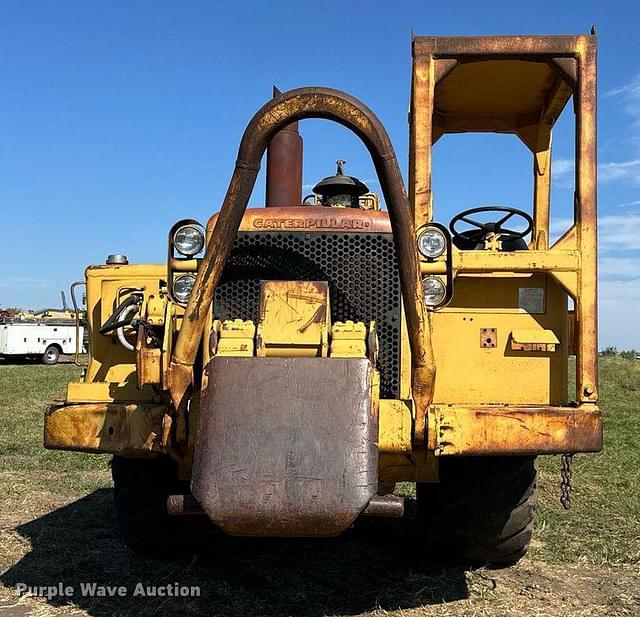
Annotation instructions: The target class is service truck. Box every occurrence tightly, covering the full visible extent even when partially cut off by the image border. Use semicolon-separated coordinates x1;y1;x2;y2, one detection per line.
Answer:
1;293;84;364
0;320;83;364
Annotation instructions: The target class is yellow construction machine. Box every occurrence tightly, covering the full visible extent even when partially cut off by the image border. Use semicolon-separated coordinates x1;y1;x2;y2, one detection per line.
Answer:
45;33;601;565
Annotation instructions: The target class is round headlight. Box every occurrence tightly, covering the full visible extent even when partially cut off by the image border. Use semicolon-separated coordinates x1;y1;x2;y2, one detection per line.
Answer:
417;227;447;259
173;224;205;256
422;276;446;307
173;274;196;304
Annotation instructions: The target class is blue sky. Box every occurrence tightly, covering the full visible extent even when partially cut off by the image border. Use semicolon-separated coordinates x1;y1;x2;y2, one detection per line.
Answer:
1;0;639;348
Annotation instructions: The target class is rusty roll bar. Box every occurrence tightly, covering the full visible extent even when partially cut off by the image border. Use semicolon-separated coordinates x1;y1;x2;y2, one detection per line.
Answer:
169;87;435;443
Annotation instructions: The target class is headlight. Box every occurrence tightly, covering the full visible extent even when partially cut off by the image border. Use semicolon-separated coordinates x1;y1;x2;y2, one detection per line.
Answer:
422;276;446;307
173;274;196;304
173;224;205;256
417;227;447;259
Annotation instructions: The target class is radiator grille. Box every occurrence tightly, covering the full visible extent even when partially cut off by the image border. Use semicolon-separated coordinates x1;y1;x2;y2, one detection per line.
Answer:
213;232;402;398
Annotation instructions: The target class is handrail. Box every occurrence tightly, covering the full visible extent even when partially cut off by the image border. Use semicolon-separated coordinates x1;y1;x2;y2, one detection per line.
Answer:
70;280;87;367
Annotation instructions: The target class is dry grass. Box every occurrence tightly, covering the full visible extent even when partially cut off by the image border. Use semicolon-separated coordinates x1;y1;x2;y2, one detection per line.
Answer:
0;358;638;616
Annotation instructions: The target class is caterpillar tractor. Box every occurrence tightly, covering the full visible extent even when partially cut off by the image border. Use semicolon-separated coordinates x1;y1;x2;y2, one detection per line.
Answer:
45;33;602;566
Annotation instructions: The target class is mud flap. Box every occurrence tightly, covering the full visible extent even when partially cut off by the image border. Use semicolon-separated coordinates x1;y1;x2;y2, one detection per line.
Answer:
192;357;378;536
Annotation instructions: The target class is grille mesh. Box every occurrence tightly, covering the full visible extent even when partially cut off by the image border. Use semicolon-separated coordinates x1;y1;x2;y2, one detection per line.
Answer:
213;232;401;398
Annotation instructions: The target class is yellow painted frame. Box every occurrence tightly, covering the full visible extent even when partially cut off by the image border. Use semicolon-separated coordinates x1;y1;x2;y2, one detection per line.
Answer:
410;34;598;406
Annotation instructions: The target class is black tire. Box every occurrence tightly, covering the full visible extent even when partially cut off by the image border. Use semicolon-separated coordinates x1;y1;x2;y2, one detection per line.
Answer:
42;345;60;365
416;456;537;567
111;455;214;557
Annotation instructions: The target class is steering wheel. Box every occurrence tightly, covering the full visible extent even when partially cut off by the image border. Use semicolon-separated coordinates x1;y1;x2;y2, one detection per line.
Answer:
449;206;533;246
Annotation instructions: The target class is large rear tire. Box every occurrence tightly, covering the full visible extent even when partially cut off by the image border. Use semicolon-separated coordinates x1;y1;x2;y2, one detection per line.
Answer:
416;456;536;567
111;455;213;557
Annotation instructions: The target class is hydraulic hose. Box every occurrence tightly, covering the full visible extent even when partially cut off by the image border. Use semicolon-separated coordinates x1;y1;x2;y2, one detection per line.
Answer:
115;304;139;352
99;293;143;335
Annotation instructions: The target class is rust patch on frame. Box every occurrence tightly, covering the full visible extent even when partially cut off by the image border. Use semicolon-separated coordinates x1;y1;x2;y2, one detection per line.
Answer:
480;328;497;348
434;404;602;455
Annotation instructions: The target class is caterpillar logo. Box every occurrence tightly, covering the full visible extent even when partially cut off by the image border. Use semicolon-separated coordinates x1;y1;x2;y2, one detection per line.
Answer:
252;218;371;230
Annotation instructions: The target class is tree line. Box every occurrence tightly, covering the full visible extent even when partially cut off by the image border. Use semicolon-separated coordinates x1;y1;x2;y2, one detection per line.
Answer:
600;347;640;359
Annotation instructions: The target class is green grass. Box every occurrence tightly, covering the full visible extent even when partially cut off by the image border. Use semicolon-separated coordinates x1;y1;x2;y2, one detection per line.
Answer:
0;363;111;497
533;357;640;567
0;357;638;616
0;357;638;567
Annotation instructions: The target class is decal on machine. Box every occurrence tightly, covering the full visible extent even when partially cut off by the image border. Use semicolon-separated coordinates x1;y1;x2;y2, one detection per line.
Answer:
252;218;371;230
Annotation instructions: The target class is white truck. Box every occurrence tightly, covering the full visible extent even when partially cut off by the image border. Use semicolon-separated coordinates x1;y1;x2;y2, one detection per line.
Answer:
0;320;84;364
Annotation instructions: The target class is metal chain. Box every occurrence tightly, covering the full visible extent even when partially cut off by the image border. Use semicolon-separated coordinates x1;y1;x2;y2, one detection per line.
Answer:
134;319;161;347
560;453;573;509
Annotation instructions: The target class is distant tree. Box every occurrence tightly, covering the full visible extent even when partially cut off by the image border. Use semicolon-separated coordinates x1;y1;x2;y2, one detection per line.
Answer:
600;346;618;357
620;349;639;360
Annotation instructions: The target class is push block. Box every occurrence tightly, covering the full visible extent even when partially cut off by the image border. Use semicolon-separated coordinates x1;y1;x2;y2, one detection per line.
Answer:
192;356;378;536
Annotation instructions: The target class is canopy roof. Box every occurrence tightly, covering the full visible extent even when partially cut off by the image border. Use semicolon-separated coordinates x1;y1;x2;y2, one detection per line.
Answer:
413;35;581;150
434;60;572;138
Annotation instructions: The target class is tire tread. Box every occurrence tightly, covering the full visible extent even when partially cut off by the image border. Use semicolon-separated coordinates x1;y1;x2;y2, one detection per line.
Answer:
416;456;537;567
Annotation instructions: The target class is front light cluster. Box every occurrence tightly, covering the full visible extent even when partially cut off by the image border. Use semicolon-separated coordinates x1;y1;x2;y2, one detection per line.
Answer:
417;227;447;259
422;276;446;307
173;224;205;256
173;274;196;304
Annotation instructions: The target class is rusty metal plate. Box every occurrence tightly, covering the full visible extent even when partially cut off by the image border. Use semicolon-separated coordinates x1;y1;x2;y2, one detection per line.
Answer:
480;327;497;348
192;357;378;537
434;405;602;456
207;206;393;234
44;402;166;455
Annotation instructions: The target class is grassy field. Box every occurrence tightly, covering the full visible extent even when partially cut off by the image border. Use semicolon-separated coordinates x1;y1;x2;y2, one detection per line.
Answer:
0;357;638;616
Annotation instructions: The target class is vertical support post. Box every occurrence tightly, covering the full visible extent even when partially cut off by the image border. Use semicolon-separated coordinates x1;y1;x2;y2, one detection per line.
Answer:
532;128;552;249
410;43;435;229
575;36;598;404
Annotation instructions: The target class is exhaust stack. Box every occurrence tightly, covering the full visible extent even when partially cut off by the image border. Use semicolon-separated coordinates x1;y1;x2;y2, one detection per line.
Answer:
265;86;303;207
